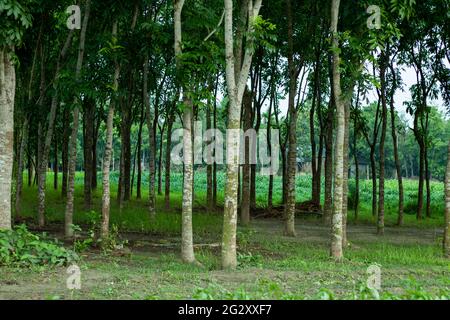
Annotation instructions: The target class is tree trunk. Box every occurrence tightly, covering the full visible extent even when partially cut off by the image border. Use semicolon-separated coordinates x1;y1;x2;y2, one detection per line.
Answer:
175;0;196;264
62;110;69;197
144;58;156;217
241;88;252;226
342;99;350;246
330;0;344;261
39;31;74;227
53;136;58;190
15;118;29;218
101;20;120;240
284;0;298;237
377;55;388;236
92;118;99;189
323;103;334;225
354;128;360;221
157;126;164;196
417;142;425;220
65;0;91;238
136;102;144;199
444;141;450;258
0;47;16;230
425;148;431;218
222;0;262;269
83;97;94;210
206;98;213;212
389;76;404;226
164;111;174;210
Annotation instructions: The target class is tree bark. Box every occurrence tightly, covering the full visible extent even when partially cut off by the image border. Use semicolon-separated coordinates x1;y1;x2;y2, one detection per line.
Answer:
38;30;74;227
323;102;334;225
62;110;69;197
101;20;120;240
65;0;91;238
284;0;298;237
241;88;252;226
388;63;404;226
101;98;115;239
136;103;144;199
144;58;156;217
444;141;450;258
83;97;94;210
15;118;28;219
353;124;360;221
222;0;262;269
206;95;213;212
0;47;16;230
342;98;350;245
175;0;196;264
53;135;58;190
377;54;388;235
164;107;174;210
330;0;344;261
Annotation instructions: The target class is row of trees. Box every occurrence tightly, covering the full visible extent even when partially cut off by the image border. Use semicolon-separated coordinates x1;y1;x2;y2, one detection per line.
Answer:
0;0;449;266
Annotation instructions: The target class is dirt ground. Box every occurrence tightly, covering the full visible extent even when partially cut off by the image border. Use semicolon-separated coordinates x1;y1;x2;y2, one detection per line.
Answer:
0;218;448;300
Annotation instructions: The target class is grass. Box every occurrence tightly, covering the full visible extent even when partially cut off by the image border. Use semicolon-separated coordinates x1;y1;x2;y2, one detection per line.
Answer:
1;220;448;300
1;171;447;300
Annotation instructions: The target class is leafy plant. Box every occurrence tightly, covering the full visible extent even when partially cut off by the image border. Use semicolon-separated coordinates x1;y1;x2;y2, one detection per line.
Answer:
0;225;78;267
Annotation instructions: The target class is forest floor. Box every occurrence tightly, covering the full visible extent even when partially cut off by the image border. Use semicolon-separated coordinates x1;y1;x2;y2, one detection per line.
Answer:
1;218;448;300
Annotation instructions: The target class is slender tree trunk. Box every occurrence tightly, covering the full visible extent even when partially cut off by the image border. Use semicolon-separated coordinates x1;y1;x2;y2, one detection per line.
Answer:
83;98;94;210
284;0;298;237
39;31;74;227
92;119;99;189
213;92;218;210
417;142;425;220
241;88;252;226
53;137;58;190
222;0;262;269
342;99;350;246
157;126;164;196
425;148;431;217
389;80;404;226
27;149;32;187
206;98;213;212
62;110;69;197
15;118;29;218
444;141;450;258
267;94;274;211
0;47;16;230
369;148;377;217
65;0;91;238
354;130;360;221
377;56;388;235
101;20;120;240
175;0;196;264
323;103;334;225
164;111;174;210
136;103;144;199
144;58;156;217
330;0;344;261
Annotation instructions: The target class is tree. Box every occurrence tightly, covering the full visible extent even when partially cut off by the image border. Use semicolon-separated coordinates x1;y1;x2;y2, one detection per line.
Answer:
330;0;344;261
101;19;121;240
222;0;262;269
0;0;31;230
445;140;450;258
174;0;196;264
65;0;91;238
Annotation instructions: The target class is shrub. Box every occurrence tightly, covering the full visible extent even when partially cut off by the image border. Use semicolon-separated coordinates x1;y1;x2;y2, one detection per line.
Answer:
0;225;78;267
